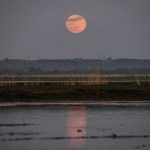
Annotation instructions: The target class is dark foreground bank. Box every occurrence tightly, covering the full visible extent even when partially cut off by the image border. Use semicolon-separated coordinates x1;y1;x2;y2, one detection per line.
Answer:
0;83;150;102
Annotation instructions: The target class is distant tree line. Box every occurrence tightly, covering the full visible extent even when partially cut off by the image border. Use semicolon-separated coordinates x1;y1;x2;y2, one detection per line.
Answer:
0;58;150;74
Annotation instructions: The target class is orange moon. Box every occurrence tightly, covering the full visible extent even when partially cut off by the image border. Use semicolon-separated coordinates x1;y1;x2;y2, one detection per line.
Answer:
66;15;87;34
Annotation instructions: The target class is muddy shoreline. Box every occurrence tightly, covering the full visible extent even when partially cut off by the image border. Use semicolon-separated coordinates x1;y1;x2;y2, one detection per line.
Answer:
0;84;150;102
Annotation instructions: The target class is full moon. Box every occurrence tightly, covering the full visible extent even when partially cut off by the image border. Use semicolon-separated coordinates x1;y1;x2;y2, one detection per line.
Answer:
66;15;87;34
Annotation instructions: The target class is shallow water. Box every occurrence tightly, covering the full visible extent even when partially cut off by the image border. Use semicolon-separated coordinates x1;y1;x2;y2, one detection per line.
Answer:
0;103;150;150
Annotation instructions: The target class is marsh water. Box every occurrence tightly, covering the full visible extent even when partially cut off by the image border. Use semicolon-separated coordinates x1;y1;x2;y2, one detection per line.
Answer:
0;102;150;150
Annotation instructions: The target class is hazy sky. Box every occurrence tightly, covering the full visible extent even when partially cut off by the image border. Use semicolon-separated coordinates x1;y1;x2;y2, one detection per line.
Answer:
0;0;150;59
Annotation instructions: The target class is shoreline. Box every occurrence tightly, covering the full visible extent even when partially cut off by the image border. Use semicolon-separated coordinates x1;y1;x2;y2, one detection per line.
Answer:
1;83;150;103
0;100;150;107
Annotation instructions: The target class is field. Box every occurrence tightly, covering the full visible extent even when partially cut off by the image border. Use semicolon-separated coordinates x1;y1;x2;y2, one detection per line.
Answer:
0;74;150;101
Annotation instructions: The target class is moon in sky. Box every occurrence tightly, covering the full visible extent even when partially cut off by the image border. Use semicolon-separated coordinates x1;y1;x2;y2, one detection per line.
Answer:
66;15;87;34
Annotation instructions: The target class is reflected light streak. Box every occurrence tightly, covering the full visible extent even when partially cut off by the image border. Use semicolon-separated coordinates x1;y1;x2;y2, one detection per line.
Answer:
67;106;87;149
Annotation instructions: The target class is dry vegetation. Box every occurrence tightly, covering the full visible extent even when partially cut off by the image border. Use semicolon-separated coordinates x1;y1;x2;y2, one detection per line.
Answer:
0;74;150;101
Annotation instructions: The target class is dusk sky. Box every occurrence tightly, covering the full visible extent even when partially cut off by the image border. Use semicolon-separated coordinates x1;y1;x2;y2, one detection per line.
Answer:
0;0;150;59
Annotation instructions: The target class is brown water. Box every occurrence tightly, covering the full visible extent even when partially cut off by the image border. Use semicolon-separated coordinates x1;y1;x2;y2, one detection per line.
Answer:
0;102;150;150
